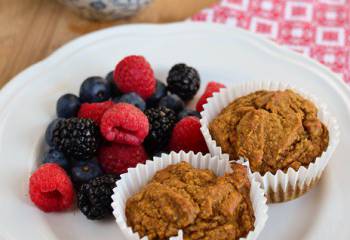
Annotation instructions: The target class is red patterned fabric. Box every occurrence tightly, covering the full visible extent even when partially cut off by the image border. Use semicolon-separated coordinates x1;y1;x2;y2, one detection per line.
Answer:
191;0;350;83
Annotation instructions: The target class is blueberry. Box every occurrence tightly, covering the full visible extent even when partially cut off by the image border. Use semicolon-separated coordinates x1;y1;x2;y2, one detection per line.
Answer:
56;93;81;118
115;92;146;111
105;71;113;82
178;108;201;121
106;71;113;82
106;71;121;98
112;96;120;102
146;80;167;108
79;76;111;103
158;94;184;113
71;160;103;185
43;148;69;170
45;118;62;146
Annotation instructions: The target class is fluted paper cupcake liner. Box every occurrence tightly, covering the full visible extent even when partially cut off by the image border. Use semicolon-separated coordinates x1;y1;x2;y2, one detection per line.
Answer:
111;151;268;240
200;80;340;203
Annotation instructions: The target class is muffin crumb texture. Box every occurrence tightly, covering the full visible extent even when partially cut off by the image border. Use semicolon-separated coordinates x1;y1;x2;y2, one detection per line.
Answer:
209;90;329;174
125;162;255;240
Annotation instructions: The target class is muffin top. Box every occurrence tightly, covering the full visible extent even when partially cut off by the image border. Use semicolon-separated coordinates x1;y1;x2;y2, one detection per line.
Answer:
125;162;255;240
209;90;329;174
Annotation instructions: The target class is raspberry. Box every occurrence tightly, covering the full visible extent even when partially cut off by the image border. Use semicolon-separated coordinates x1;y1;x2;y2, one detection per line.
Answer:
100;103;149;145
196;82;226;112
168;116;208;153
114;55;156;99
29;163;74;212
78;101;113;125
98;143;148;175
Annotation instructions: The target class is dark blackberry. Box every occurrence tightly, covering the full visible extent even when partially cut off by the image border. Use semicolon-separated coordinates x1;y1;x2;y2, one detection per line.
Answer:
144;107;176;154
77;174;119;220
52;118;99;160
167;63;200;101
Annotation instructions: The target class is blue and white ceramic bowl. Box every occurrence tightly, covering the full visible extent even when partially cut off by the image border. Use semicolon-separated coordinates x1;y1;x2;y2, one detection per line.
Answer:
58;0;152;21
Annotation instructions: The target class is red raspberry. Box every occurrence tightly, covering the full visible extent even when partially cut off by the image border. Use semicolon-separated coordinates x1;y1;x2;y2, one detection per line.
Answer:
114;55;156;99
100;103;149;145
78;101;113;125
98;143;148;175
29;163;74;212
168;116;208;153
196;82;226;112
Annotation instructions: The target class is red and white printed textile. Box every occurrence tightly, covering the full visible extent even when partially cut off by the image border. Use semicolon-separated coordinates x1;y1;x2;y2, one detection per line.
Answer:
191;0;350;83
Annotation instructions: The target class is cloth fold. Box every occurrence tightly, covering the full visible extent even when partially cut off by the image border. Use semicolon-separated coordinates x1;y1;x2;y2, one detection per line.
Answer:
191;0;350;83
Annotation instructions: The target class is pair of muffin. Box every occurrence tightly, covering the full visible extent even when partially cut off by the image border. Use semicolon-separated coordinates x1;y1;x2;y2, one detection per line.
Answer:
113;81;339;240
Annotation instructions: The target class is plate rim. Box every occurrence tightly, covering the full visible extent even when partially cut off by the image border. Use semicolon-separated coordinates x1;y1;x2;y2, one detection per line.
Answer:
1;22;349;113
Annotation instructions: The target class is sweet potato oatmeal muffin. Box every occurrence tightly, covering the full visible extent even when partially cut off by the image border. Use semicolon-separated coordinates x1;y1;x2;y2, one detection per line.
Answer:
125;162;255;240
209;89;329;174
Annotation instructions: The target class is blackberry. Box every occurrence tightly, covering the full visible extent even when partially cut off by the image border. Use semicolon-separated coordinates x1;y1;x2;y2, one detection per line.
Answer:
52;118;99;160
144;107;176;154
167;63;200;101
77;174;119;220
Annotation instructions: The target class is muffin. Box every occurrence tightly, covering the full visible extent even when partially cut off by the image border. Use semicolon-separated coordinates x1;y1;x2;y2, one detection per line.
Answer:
200;81;339;203
112;152;268;240
209;89;329;175
126;162;254;240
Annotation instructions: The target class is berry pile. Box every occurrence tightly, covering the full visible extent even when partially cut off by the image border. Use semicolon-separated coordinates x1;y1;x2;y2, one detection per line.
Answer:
29;55;226;221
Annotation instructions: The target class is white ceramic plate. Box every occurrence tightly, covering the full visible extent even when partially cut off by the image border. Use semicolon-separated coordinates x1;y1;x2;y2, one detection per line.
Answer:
0;22;349;240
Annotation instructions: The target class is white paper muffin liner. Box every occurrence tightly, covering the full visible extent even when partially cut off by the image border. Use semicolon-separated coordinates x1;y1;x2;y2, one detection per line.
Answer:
111;151;268;240
200;80;340;203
